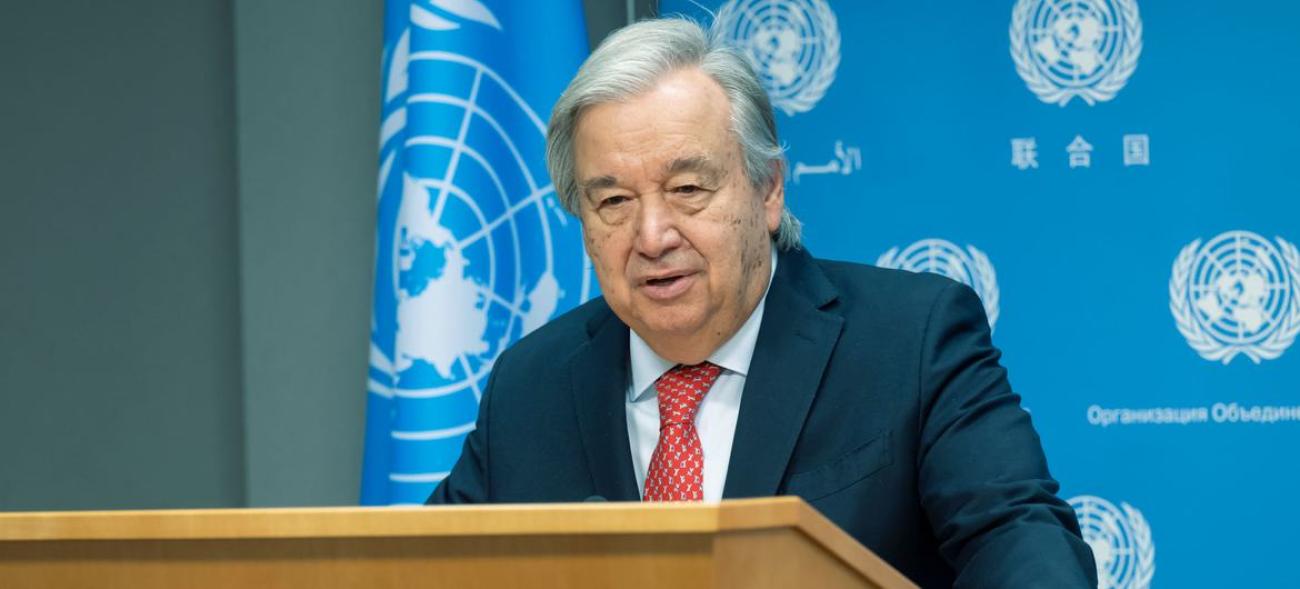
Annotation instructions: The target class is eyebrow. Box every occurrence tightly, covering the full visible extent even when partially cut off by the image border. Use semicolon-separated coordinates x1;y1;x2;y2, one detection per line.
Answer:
578;156;726;198
580;175;620;197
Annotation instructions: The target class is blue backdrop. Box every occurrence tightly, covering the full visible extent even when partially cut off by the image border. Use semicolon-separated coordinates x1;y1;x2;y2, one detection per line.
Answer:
362;0;593;506
655;1;1299;587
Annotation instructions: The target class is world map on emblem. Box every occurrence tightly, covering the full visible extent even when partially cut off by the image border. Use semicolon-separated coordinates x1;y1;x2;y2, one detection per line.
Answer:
1188;234;1290;342
1170;230;1300;364
372;29;594;411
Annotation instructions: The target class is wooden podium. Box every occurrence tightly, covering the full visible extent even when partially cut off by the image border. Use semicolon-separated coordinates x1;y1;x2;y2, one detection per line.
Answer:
0;497;917;588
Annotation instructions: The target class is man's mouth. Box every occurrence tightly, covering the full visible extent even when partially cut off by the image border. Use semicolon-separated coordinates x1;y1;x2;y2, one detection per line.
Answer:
640;272;696;300
646;275;683;287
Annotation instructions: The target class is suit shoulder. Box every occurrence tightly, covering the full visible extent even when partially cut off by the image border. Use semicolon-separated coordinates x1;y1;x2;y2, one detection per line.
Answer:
497;296;612;366
812;256;965;314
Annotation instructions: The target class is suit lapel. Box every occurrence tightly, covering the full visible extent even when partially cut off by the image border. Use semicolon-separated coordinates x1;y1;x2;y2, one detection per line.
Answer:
569;308;641;501
723;248;844;499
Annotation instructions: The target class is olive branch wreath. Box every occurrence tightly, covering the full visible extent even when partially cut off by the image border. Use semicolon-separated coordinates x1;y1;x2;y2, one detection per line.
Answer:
967;245;1001;332
1122;501;1156;589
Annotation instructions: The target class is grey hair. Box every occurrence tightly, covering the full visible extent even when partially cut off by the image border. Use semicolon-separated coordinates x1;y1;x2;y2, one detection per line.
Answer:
545;17;802;251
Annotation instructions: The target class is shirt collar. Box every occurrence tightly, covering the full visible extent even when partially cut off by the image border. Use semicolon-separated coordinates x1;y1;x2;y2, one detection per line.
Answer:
628;246;778;402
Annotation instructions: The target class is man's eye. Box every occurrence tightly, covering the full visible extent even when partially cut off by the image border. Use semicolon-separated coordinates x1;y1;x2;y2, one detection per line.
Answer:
600;195;630;207
672;185;702;195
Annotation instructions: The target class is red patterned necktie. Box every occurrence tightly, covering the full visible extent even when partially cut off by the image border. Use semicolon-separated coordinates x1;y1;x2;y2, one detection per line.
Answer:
642;362;722;502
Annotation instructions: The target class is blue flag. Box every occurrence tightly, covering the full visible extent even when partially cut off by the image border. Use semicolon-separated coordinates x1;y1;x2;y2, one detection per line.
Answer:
362;0;596;505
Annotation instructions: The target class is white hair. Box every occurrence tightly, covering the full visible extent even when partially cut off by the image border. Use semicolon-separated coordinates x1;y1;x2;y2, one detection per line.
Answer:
545;17;802;250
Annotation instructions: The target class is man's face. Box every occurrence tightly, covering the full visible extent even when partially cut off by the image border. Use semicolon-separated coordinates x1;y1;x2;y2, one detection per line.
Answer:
572;67;783;363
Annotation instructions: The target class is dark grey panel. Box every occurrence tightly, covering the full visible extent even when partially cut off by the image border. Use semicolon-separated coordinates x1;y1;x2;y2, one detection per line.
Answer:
0;1;244;510
233;0;381;506
584;0;660;48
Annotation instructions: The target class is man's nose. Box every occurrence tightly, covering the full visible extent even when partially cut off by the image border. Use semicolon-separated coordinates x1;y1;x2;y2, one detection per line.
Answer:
632;194;683;259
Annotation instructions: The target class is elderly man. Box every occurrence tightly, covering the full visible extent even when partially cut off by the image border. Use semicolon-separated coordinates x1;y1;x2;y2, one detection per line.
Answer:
428;17;1096;588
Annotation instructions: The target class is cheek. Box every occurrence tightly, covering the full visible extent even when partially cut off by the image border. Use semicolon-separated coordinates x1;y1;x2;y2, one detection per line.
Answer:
582;220;613;255
728;206;770;277
583;227;629;280
689;218;753;280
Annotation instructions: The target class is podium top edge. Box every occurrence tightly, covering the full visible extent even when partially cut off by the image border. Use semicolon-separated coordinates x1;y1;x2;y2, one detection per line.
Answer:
0;497;807;542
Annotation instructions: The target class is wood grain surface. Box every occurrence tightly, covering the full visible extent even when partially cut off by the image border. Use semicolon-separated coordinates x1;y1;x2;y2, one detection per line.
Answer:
0;497;917;588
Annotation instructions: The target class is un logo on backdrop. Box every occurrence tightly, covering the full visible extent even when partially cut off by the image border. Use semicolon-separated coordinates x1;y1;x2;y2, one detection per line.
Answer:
1170;231;1300;364
1010;0;1143;106
877;239;1000;331
1069;495;1155;589
715;0;840;115
373;4;594;399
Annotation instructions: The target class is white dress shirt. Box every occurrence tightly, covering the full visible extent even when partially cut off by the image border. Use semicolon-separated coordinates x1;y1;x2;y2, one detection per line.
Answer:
626;248;777;501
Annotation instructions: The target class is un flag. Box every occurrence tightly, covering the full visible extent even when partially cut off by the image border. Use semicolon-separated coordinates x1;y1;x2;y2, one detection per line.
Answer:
362;0;596;505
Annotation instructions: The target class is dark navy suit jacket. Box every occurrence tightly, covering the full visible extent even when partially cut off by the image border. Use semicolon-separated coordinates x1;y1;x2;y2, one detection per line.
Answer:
428;247;1096;588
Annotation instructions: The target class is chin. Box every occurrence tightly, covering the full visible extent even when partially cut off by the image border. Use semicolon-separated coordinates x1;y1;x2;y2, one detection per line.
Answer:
634;308;706;339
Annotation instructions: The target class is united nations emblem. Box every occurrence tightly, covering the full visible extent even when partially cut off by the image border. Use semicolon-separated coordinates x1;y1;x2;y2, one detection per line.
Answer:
1170;231;1300;364
1010;0;1143;106
373;7;594;397
1069;495;1155;589
715;0;840;115
877;239;1000;331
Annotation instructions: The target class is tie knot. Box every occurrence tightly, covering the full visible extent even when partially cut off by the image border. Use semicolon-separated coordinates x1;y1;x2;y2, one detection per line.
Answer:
655;362;722;427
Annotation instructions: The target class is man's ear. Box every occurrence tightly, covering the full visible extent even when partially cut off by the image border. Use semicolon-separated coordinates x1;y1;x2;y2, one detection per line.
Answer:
762;160;785;234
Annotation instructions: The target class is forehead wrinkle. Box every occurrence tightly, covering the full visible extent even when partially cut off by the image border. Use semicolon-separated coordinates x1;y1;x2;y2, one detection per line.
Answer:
664;155;725;184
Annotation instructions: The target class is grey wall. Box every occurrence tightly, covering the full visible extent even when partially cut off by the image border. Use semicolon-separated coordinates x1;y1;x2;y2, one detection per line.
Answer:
232;0;383;507
0;0;654;511
0;1;244;510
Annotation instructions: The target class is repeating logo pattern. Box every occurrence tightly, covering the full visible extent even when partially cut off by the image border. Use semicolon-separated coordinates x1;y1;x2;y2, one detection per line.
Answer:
716;0;840;115
877;239;1001;331
1170;231;1300;364
1069;495;1155;589
1010;0;1143;106
643;362;722;502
